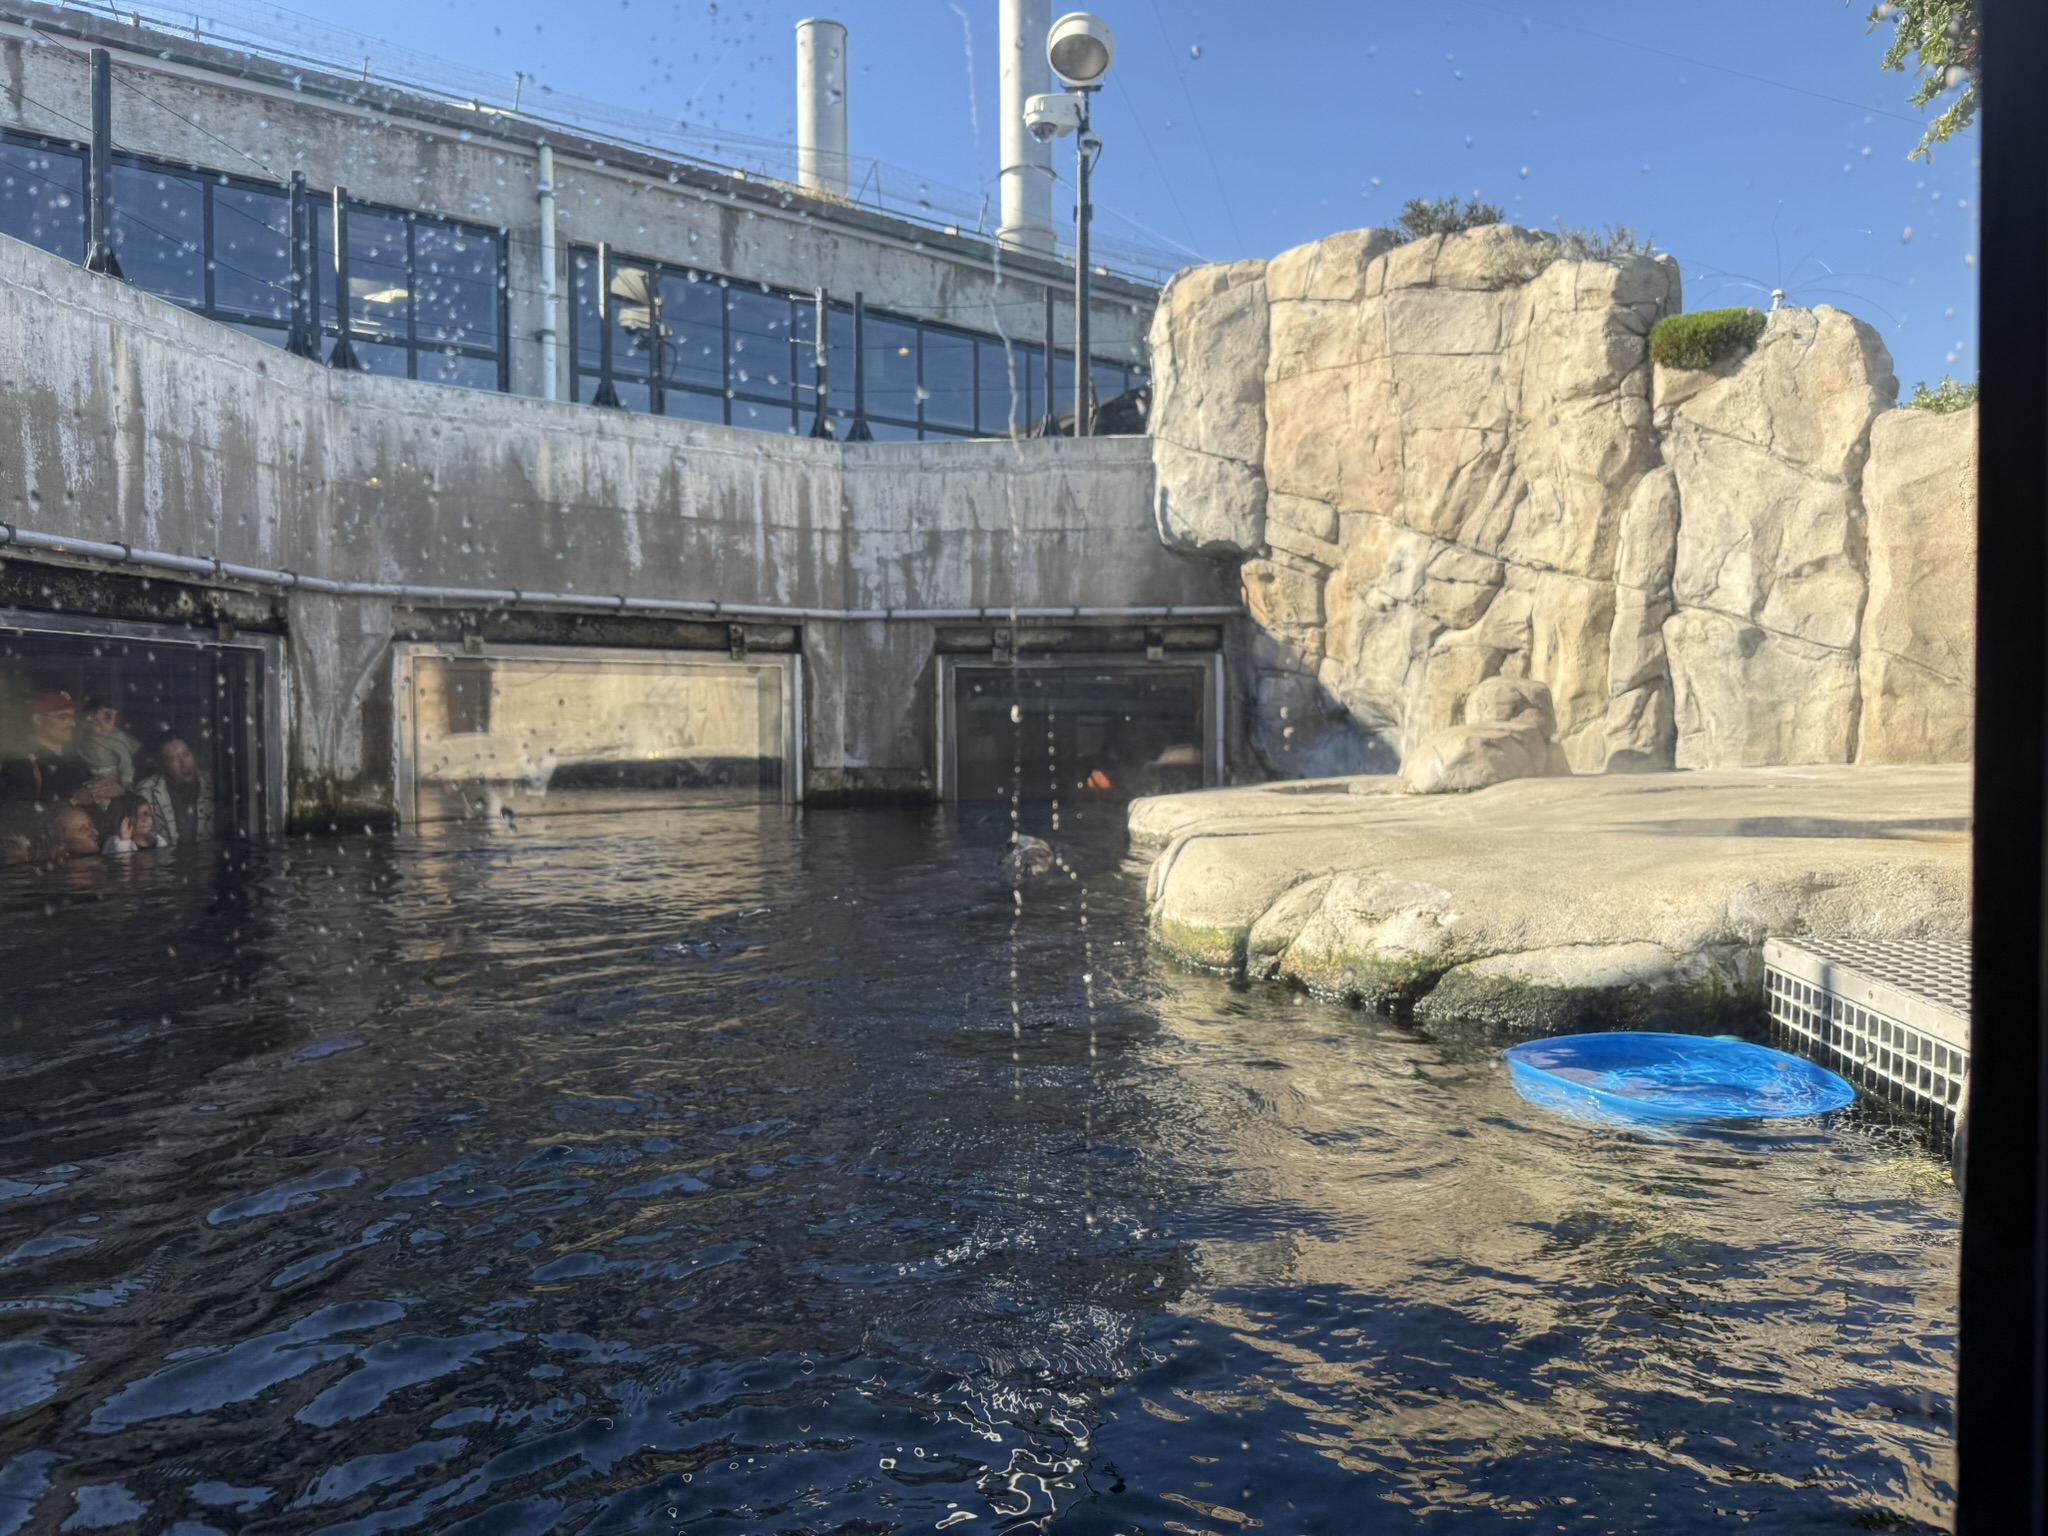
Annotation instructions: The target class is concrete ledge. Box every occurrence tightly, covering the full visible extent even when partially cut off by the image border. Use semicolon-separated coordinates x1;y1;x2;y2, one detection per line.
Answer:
1131;766;1970;1032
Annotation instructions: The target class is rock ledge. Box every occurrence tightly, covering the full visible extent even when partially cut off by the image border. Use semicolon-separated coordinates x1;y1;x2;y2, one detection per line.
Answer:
1133;766;1968;1033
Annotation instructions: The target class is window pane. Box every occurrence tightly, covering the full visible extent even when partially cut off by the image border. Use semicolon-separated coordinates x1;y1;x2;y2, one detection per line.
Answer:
826;301;857;418
606;261;659;381
864;315;920;422
862;418;920;444
790;297;826;411
661;386;727;425
571;250;600;371
977;336;1030;436
921;327;976;430
1051;351;1077;423
111;163;204;305
346;209;410;341
656;270;724;391
419;349;499;392
0;139;84;260
1094;361;1130;405
412;220;500;351
726;287;795;403
355;340;410;378
732;394;796;433
210;184;290;321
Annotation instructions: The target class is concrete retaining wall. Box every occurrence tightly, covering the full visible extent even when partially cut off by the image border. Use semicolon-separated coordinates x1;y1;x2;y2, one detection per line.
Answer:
0;232;1232;822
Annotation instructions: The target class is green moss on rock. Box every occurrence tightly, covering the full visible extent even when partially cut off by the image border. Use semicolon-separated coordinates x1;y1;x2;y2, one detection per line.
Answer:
1648;307;1767;370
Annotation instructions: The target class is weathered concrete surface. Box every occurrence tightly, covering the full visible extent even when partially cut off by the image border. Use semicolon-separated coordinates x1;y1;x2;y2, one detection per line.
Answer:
0;233;1230;819
1133;765;1969;1031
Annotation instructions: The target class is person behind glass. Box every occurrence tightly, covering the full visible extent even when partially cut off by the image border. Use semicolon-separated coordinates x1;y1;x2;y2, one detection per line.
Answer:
98;792;162;855
0;690;124;814
136;736;215;848
0;801;103;865
78;696;141;787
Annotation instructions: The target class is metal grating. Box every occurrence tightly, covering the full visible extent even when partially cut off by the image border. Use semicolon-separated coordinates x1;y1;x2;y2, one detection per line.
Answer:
1764;937;1970;1141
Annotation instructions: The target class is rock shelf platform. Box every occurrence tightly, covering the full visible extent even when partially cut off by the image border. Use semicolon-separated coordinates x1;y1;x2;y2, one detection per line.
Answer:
1130;766;1969;1033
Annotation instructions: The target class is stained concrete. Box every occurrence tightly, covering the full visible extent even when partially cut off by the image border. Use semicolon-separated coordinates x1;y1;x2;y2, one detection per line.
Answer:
0;232;1232;822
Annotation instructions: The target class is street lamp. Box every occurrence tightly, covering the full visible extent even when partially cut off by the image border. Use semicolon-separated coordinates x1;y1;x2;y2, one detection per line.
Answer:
1026;11;1112;436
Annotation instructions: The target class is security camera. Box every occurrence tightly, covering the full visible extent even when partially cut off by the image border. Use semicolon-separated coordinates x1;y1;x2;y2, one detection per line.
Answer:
1024;91;1084;142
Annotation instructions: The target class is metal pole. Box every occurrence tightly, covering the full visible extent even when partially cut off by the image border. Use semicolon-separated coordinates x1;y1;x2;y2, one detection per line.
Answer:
997;0;1054;254
1073;88;1097;437
847;290;873;441
795;19;850;200
591;241;623;408
1960;0;2048;1523
285;172;318;359
537;144;560;402
808;287;833;439
1038;284;1058;437
326;187;364;371
84;48;121;277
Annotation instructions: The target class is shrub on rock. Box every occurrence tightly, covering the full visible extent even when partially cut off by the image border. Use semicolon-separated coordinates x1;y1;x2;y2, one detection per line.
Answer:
1648;307;1767;370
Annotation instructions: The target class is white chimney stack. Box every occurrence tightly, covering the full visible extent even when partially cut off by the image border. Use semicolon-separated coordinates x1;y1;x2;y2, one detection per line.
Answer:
796;18;849;200
998;0;1054;254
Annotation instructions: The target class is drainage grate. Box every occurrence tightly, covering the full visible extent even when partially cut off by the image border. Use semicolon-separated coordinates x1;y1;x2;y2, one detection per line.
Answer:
1763;937;1970;1140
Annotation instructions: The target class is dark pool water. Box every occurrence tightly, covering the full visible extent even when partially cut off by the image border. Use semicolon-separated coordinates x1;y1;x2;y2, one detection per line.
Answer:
0;809;1957;1533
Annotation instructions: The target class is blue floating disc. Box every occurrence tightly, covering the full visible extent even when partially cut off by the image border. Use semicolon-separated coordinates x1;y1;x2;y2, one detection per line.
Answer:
1503;1031;1856;1127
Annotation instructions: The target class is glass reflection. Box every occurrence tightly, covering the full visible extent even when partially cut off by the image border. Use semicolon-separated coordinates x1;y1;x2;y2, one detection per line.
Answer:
407;649;789;820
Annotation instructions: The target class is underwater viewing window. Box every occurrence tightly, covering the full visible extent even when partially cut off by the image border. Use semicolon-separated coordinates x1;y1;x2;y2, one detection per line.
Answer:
395;643;800;823
0;611;281;860
939;655;1221;804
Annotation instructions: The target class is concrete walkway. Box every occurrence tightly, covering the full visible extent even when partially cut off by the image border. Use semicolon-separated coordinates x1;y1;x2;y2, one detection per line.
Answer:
1130;766;1970;1032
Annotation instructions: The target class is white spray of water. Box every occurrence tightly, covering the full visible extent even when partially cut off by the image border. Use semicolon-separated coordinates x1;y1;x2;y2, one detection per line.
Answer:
946;3;981;146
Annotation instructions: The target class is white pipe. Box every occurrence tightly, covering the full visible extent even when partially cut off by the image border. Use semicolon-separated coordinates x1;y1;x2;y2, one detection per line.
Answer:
795;18;849;201
998;0;1054;255
0;525;1241;624
537;144;560;403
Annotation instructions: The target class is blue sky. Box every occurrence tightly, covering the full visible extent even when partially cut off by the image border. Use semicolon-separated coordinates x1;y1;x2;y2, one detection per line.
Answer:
259;0;1980;392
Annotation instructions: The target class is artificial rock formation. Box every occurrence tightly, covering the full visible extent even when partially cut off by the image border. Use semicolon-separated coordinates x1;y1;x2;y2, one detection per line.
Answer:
1149;224;1977;781
1131;766;1970;1027
1857;405;1978;764
1658;306;1898;768
1400;676;1570;794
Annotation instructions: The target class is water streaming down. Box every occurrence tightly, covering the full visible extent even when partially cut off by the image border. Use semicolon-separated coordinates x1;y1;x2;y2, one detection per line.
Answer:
0;810;1958;1531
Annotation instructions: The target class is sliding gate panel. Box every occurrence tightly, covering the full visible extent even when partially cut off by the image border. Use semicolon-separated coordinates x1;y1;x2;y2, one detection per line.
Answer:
397;644;797;823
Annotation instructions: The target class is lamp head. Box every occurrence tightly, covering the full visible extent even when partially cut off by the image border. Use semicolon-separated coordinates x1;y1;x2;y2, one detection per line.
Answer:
1047;12;1113;87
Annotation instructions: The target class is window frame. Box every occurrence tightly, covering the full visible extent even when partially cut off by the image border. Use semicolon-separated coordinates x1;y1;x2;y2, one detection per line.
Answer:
0;129;511;393
566;242;1145;440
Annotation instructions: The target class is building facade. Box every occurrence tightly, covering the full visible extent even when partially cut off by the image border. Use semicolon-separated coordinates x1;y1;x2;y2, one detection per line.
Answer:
0;0;1156;438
